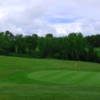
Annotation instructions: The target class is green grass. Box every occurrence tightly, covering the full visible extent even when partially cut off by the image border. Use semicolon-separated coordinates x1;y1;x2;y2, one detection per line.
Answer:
0;55;100;100
28;70;100;86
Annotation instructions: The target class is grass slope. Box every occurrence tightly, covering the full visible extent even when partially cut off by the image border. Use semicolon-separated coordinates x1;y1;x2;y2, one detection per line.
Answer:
0;56;100;100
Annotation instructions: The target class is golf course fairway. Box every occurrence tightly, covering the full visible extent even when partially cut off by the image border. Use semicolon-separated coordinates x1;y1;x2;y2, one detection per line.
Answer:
0;56;100;100
28;70;100;86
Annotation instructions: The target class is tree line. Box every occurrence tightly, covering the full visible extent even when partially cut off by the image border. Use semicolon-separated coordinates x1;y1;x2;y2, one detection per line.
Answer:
0;30;100;63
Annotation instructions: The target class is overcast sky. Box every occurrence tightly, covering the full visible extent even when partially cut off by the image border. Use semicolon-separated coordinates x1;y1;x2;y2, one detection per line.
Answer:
0;0;100;37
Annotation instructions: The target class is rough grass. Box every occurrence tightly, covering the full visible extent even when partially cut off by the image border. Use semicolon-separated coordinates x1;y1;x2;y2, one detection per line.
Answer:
0;55;100;100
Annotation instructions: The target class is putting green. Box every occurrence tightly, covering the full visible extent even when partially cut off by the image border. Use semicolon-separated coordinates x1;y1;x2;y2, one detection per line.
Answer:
28;70;100;86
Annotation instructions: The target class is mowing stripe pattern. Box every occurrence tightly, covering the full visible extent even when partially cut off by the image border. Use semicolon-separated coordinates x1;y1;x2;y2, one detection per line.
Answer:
28;70;100;86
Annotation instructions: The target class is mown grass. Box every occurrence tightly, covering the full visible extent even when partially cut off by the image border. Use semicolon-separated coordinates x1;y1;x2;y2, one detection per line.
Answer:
28;70;100;86
0;55;100;100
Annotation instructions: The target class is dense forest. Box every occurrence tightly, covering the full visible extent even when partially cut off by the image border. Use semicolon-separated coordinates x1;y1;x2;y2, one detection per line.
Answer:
0;30;100;63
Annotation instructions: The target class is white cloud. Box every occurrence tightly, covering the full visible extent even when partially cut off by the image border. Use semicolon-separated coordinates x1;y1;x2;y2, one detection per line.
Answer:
0;0;100;37
52;22;82;37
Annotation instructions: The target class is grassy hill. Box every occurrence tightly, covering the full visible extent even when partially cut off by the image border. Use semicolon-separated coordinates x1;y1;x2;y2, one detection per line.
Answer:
0;56;100;100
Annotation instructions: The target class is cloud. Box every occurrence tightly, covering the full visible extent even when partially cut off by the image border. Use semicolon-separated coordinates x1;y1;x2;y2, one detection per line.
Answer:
51;22;82;37
0;0;100;37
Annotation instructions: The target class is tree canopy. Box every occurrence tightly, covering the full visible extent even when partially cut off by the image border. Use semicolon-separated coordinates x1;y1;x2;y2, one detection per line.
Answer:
0;30;100;63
